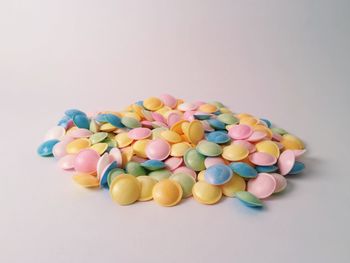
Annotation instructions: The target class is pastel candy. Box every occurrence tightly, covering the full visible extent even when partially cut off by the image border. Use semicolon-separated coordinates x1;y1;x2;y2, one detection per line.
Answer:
204;164;233;185
73;149;100;174
247;173;277;199
37;139;60;157
229;162;257;178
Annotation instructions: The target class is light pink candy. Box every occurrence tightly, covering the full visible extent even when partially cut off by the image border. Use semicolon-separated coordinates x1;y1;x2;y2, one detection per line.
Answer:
97;153;111;179
272;133;283;142
69;128;93;138
151;121;168;128
278;150;295;176
128;128;152;140
167;112;182;127
246;131;266;142
177;102;197;111
159;94;177;108
247;173;277;199
165;157;183;171
140;120;153;129
131;156;148;163
201;120;215;132
53;136;74;158
270;173;287;193
73;149;100;173
109;148;123;167
293;149;307;158
152;112;166;124
228;124;253;140
58;154;76;170
173;166;197;179
232;140;256;153
204;157;225;168
249;152;277;166
183;110;196;121
146;139;171;161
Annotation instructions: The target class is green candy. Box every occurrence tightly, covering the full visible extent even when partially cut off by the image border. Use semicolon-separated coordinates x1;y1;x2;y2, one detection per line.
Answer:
90;132;108;144
121;117;141;129
184;149;206;171
170;173;195;198
271;127;288;135
236;191;263;207
196;141;223;157
125;161;146;176
217;113;239;125
148;169;172;181
107;168;126;187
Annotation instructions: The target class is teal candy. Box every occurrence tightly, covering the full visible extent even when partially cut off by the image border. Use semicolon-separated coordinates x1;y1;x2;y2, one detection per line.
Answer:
100;161;117;188
229;162;257;178
141;160;165;171
73;114;90;129
288;161;305;175
194;114;211;120
205;131;230;144
184;149;206;171
37;139;60;157
207;119;226;130
65;109;86;119
236;191;263;207
255;165;278;173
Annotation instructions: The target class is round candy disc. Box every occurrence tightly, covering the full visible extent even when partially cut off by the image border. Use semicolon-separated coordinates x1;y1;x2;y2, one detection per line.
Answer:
146;139;171;160
127;128;152;140
288;161;305;175
196;141;223;157
125;161;147;176
109;174;141;205
249;152;277;166
204;157;225;168
221;175;246;197
66;138;91;154
184;149;206;171
90;132;108;144
152;179;183;207
141;160;165;171
143;97;164;111
205;131;230;144
44;126;66;141
161;130;182;143
192;181;222;205
256;140;280;158
72;173;99;188
137;176;157;201
270;173;287;193
204;164;233;185
247;173;277;199
170;173;196;198
228;124;253;140
236;191;263;207
73;149;100;174
229;162;257;178
37;139;60;157
188;120;204;144
171;142;192;157
278;150;295;175
222;144;249;161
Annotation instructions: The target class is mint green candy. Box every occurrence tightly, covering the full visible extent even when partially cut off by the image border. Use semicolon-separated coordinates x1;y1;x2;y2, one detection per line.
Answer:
217;113;239;125
125;161;146;176
196;141;223;157
271;127;288;135
90;132;108;144
170;173;196;198
184;149;206;171
121;117;141;129
148;169;172;181
107;168;125;187
236;191;263;207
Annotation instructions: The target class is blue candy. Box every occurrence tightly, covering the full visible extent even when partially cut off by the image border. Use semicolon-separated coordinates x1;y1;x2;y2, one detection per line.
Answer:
100;161;118;188
141;160;165;171
206;131;231;144
37;139;60;157
207;119;226;130
205;164;233;185
73;114;90;129
255;165;278;173
65;109;86;119
288;161;305;175
229;162;257;178
260;118;272;128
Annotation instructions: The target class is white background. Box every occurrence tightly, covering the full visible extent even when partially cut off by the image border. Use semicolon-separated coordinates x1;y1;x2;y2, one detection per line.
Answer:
1;1;349;263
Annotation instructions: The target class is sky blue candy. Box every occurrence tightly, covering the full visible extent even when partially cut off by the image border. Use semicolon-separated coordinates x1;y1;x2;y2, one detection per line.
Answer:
95;114;124;128
205;164;233;185
57;115;71;128
37;139;60;157
100;161;117;188
141;160;165;171
255;165;278;173
260;118;272;128
229;162;257;178
65;109;86;119
206;131;231;144
288;161;305;175
194;114;211;120
73;114;90;129
95;114;109;123
207;119;226;130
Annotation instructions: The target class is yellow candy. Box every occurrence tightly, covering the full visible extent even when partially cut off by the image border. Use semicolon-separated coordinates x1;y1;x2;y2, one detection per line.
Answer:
137;176;157;201
197;170;206;181
152;127;168;139
115;132;133;148
156;106;172;116
121;146;134;167
198;103;218;113
161;130;183;144
143;97;164;111
222;144;249;161
110;174;141;205
66;138;91;154
152;179;183;207
120;111;141;121
239;117;259;126
170;120;188;135
170;142;192;157
188;120;204;145
256;140;280;158
142;109;153;121
192;181;222;205
219;107;232;114
221;176;246;197
90;143;108;155
254;124;273;139
72;173;99;188
131;104;144;118
235;113;253;119
100;123;117;132
281;134;304;150
132;139;150;158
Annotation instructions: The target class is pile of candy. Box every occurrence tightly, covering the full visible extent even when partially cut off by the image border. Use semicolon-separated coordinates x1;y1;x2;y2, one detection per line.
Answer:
37;94;306;208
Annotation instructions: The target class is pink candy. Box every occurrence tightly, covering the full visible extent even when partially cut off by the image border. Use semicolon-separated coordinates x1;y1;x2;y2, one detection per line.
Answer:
73;149;100;174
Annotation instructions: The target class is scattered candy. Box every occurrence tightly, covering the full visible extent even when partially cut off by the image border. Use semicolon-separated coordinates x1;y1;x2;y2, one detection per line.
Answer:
37;94;307;209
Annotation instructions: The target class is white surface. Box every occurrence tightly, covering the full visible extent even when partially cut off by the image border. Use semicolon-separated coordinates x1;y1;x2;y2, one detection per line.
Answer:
1;1;350;262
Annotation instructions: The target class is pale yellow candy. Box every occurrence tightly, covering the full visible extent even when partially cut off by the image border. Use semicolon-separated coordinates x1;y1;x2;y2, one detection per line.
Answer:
281;134;304;150
161;130;183;144
152;127;168;140
170;142;192;157
239;117;259;126
221;175;246;197
90;143;108;155
197;170;206;181
192;181;222;205
235;113;253;119
256;140;280;158
66;138;91;154
219;107;232;114
156;106;172;116
137;176;157;201
131;104;144;118
143;97;164;111
110;174;141;205
170;120;188;135
222;144;249;161
142;109;154;121
132;139;150;158
72;173;99;188
115;132;133;148
120;111;141;121
100;123;117;132
254;124;273;139
121;146;134;167
152;179;183;207
188;120;204;145
198;103;218;113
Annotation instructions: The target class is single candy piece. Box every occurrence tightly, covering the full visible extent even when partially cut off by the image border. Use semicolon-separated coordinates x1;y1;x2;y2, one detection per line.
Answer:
97;153;111;179
103;114;124;128
127;127;152;140
278;150;295;175
161;130;182;143
137;176;158;201
73;114;90;129
247;173;277;199
109;174;141;205
72;173;99;188
100;161;118;188
184;149;206;171
65;109;86;119
204;164;233;185
188;120;204;144
256;140;280;158
198;103;218;113
132;139;150;158
165;157;183;171
232;140;256;153
207;119;226;130
143;97;164;111
69;128;92;138
204;157;225;168
44;126;66;141
171;142;192;157
109;148;123;167
146;139;171;160
170;173;196;198
288;161;305;175
159;94;177;108
255;165;278;173
249;152;277;166
196;141;223;157
148;169;172;181
270;173;287;193
58;154;76;170
121;116;141;128
217;113;239;125
90;132;108;144
192;181;222;205
205;131;230;144
228;124;253;140
73;149;100;174
90;143;108;155
229;162;257;178
236;191;263;207
152;179;183;206
66;138;91;154
173;166;196;179
281;134;304;150
125;161;147;176
107;168;125;187
141;160;165;171
222;144;249;161
221;175;246;197
37;139;60;157
115;132;133;148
